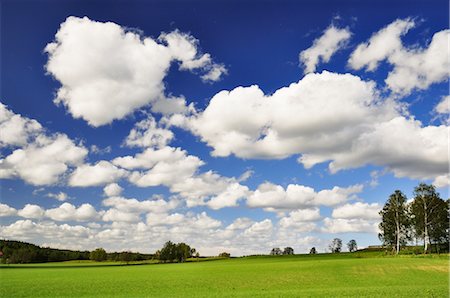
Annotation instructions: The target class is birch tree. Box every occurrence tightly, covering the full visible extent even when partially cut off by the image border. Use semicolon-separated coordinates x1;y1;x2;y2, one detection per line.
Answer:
379;190;409;254
411;183;447;253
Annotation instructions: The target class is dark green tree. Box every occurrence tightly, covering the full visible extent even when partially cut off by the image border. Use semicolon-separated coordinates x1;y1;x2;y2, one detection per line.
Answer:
270;247;282;255
379;190;410;254
411;184;448;252
175;243;191;262
218;252;231;258
347;239;357;252
309;247;317;254
283;247;294;255
90;248;107;262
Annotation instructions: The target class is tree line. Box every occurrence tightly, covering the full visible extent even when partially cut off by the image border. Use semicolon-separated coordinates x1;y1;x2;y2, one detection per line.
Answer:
379;183;449;254
0;240;154;264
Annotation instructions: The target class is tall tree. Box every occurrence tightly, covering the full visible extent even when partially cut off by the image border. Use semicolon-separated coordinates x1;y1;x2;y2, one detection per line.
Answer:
379;190;409;254
90;248;107;262
329;238;342;253
347;240;357;252
411;184;448;252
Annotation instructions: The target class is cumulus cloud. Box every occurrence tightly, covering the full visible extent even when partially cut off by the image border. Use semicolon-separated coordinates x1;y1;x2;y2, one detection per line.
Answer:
102;209;141;223
332;202;381;220
325;117;448;179
45;203;98;222
69;160;128;187
435;95;450;114
0;103;42;148
45;16;225;127
46;191;69;202
0;220;92;248
433;174;450;189
184;70;448;181
124;117;174;148
103;183;123;197
322;218;379;233
188;71;393;160
349;18;449;95
113;146;249;209
0;134;87;185
102;196;179;214
247;182;362;210
17;204;45;219
300;25;351;73
0;203;17;217
278;209;320;232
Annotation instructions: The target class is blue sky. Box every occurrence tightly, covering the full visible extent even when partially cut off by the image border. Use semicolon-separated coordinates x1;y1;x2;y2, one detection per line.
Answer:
0;0;448;255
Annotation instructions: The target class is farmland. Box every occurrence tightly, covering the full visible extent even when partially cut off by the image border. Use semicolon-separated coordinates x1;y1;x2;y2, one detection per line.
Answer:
1;252;448;297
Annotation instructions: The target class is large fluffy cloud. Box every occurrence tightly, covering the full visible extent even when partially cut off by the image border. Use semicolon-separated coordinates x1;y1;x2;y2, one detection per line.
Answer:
0;103;88;185
114;146;249;209
185;70;447;181
0;103;42;148
45;203;99;222
45;17;225;126
300;25;351;73
331;202;381;220
247;182;362;210
349;18;449;95
124;117;174;148
0;134;87;185
69;160;128;187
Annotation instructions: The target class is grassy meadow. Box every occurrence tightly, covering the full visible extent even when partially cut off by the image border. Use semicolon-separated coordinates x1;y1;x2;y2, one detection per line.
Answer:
1;252;448;297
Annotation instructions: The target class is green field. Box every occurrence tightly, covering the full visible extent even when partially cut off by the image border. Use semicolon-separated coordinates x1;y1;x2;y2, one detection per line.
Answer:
1;253;448;297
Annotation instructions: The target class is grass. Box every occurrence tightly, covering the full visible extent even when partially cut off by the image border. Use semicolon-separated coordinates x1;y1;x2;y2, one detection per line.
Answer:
1;252;448;297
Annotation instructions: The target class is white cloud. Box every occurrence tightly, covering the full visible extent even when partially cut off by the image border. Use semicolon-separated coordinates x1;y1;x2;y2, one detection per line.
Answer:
435;95;450;114
0;134;87;185
90;145;111;155
113;146;249;209
103;183;123;197
124;117;174;148
247;182;362;210
0;203;17;217
188;71;393;160
243;219;273;238
200;64;228;82
332;202;381;220
126;149;203;187
433;174;450;189
225;217;254;231
322;218;379;233
278;209;320;232
0;220;93;248
102;209;141;223
45;203;98;222
45;17;225;127
349;19;449;95
102;196;179;214
348;18;414;71
113;146;200;170
326;117;448;180
0;103;42;148
17;204;45;219
185;70;448;181
46;191;69;202
170;171;249;209
69;160;128;187
300;25;351;73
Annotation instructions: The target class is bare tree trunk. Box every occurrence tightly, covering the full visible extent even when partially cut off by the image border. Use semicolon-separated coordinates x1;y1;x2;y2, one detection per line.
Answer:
424;197;429;253
396;210;400;254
